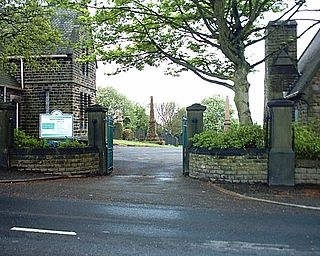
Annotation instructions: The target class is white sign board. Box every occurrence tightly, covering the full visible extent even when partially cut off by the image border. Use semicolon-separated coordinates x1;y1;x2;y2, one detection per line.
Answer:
39;110;74;139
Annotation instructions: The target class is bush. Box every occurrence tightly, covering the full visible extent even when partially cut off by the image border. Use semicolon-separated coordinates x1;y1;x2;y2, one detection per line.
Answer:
294;125;320;160
14;129;86;148
192;124;265;149
57;139;86;148
14;129;50;148
123;129;134;141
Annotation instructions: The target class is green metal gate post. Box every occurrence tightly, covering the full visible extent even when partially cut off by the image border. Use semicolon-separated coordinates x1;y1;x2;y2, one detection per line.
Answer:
0;103;15;170
86;104;108;175
182;115;188;176
107;116;114;173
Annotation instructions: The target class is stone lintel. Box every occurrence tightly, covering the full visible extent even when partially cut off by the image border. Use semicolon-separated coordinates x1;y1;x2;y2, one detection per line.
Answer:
85;104;107;113
186;103;206;112
267;99;294;108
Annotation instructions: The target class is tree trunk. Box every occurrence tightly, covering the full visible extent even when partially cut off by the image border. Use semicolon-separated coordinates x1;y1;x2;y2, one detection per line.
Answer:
233;66;253;125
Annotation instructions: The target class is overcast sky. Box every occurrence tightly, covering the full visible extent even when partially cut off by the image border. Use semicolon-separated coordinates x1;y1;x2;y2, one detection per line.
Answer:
96;1;319;125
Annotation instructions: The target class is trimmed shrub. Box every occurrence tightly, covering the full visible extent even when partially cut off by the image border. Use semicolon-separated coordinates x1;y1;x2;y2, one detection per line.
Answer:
14;129;50;148
123;129;134;141
192;124;265;149
294;125;320;160
14;129;86;148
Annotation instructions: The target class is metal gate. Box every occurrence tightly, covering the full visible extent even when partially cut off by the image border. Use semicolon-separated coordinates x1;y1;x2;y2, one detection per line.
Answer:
107;116;113;173
182;115;188;176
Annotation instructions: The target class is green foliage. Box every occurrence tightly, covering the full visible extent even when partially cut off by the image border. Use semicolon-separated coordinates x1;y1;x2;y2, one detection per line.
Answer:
170;107;186;136
57;140;86;148
96;86;131;115
14;129;50;148
129;103;149;132
156;101;183;135
96;86;148;132
77;0;311;124
294;125;320;160
0;0;63;70
192;124;264;149
14;129;86;148
201;96;236;131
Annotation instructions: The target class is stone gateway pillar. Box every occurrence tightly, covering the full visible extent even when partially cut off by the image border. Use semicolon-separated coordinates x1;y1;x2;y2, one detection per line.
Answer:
86;104;108;175
0;103;15;169
186;103;206;148
267;99;295;186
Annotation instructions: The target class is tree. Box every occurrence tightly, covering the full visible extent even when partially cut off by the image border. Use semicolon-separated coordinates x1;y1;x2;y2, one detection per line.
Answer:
96;86;148;131
156;101;180;134
0;0;63;70
129;103;149;132
96;86;131;116
201;95;235;131
79;0;319;125
170;107;186;136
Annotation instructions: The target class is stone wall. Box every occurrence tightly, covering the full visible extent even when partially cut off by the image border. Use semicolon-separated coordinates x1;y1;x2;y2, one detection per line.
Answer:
304;69;320;130
10;147;99;176
189;148;268;184
12;54;96;138
295;159;320;184
189;148;320;185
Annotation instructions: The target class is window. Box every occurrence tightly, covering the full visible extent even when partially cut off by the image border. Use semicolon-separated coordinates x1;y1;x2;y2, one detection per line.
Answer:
81;48;89;77
80;92;90;130
80;92;85;129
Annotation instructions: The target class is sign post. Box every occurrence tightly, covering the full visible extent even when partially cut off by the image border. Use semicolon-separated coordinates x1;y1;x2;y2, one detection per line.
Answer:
39;110;73;139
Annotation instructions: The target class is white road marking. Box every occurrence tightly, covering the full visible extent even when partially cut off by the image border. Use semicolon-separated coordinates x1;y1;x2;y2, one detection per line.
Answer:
201;240;296;252
10;227;77;236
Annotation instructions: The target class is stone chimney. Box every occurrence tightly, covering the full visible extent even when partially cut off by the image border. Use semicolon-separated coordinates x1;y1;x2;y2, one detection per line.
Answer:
264;20;299;110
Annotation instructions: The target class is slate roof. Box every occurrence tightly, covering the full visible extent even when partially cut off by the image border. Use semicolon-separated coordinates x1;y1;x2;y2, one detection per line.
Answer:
287;28;320;96
50;8;81;55
0;70;20;89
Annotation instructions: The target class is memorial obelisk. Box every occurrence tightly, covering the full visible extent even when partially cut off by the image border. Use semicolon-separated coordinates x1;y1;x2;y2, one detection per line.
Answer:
146;96;161;143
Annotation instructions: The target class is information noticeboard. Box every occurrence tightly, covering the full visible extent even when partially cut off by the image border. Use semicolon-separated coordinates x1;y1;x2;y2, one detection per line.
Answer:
39;110;74;139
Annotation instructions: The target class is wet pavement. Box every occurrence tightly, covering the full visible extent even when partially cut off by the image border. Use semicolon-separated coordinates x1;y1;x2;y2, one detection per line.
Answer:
0;146;319;255
0;145;319;209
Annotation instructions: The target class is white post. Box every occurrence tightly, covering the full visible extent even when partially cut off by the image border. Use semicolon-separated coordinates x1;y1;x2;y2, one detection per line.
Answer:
3;86;6;102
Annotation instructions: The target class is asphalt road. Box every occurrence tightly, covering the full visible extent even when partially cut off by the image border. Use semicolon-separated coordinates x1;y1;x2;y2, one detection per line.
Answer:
0;146;319;255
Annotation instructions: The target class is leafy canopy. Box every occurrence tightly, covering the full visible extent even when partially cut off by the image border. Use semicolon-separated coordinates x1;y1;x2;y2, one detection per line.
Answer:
57;0;319;124
96;86;149;131
201;95;236;131
0;0;63;70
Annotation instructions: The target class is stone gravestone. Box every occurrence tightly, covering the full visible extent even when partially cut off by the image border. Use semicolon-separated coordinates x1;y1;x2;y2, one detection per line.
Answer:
163;131;179;146
163;131;171;145
113;122;123;140
173;136;179;147
134;128;146;141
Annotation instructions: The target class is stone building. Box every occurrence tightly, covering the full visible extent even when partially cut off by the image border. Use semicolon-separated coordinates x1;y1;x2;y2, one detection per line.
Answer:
0;9;96;138
265;21;320;129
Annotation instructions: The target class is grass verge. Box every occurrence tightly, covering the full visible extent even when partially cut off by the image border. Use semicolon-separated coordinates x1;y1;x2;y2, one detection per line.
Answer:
113;139;179;148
